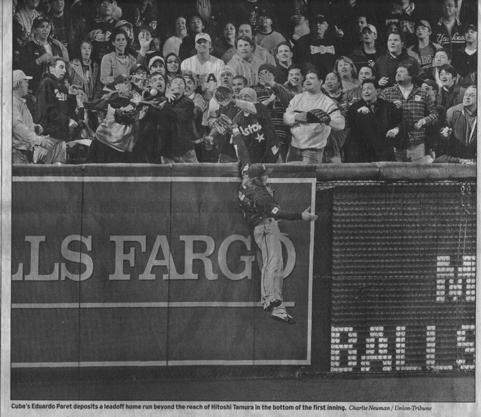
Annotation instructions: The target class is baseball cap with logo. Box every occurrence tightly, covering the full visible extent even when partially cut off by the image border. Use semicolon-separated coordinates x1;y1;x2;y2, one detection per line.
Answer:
13;70;33;85
248;163;271;179
195;33;212;43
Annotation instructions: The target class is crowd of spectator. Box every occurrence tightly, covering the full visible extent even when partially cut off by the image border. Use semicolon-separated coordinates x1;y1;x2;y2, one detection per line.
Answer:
13;0;477;165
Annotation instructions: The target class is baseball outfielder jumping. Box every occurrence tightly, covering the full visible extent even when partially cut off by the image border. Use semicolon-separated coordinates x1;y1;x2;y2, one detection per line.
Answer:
239;163;318;324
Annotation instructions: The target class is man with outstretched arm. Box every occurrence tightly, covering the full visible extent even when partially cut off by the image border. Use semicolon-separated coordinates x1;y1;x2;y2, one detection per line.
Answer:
238;163;318;324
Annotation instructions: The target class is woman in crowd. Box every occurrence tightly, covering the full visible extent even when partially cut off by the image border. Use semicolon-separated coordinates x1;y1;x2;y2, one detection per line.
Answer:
100;28;150;86
20;15;69;92
69;40;100;101
213;22;237;64
114;20;135;48
335;56;359;92
164;53;181;83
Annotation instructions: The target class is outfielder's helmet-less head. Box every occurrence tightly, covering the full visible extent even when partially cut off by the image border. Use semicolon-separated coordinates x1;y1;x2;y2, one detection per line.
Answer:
248;163;270;179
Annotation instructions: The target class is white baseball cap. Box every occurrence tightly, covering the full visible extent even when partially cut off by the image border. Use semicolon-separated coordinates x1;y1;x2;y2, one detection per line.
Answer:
13;70;33;84
195;33;211;43
361;24;377;36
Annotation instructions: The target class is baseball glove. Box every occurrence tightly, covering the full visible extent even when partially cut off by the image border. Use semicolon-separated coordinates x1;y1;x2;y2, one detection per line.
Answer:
306;108;331;125
212;113;234;135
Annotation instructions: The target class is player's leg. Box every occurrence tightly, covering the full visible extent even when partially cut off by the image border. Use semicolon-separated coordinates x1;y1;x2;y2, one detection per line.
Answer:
254;219;283;309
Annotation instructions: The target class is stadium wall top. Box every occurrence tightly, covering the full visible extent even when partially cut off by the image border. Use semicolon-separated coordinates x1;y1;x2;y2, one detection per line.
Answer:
11;163;477;181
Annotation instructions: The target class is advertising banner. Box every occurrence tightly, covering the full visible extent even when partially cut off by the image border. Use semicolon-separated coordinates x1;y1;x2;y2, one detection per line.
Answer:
11;165;316;367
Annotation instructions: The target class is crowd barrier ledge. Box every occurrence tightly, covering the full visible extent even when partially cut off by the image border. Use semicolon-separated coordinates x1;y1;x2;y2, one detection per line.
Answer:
12;162;477;181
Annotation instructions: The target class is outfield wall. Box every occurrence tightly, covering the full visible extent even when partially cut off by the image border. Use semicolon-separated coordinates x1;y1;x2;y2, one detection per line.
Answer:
10;163;476;375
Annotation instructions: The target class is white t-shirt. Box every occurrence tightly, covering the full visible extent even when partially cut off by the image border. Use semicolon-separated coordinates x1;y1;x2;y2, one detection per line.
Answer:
180;55;225;90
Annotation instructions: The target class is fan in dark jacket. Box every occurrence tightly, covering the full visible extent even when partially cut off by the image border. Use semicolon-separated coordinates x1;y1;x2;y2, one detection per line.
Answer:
293;14;341;81
231;87;280;164
345;79;402;162
131;71;168;163
375;31;419;89
435;85;477;163
20;16;69;93
158;76;198;163
35;57;79;141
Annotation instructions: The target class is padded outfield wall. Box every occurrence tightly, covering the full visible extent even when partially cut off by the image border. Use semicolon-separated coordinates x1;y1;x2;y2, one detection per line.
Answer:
10;164;476;379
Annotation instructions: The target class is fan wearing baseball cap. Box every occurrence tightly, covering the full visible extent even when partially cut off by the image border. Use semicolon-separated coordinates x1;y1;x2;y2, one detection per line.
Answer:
407;20;443;72
13;70;66;164
351;24;380;71
19;15;69;93
238;163;317;324
178;15;206;61
180;31;225;92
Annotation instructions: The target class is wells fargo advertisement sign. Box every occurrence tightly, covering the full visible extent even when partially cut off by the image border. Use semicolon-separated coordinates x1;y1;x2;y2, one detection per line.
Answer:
11;165;316;367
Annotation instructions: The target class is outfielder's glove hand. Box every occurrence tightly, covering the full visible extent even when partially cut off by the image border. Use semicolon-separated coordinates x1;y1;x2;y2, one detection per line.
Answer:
212;113;234;135
306;109;331;125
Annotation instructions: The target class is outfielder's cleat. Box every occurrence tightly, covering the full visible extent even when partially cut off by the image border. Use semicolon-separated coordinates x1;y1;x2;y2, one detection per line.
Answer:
271;312;296;324
263;299;282;312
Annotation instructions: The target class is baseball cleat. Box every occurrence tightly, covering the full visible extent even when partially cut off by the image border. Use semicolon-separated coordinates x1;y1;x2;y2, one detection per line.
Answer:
271;312;296;324
263;299;282;312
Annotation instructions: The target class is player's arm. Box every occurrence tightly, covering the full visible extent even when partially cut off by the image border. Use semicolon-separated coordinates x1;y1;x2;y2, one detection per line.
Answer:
253;189;316;221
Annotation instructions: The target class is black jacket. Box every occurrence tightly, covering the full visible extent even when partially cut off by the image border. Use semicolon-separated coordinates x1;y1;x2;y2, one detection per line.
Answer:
239;177;301;228
35;74;76;140
232;103;279;164
159;96;196;158
345;98;402;162
20;38;67;92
